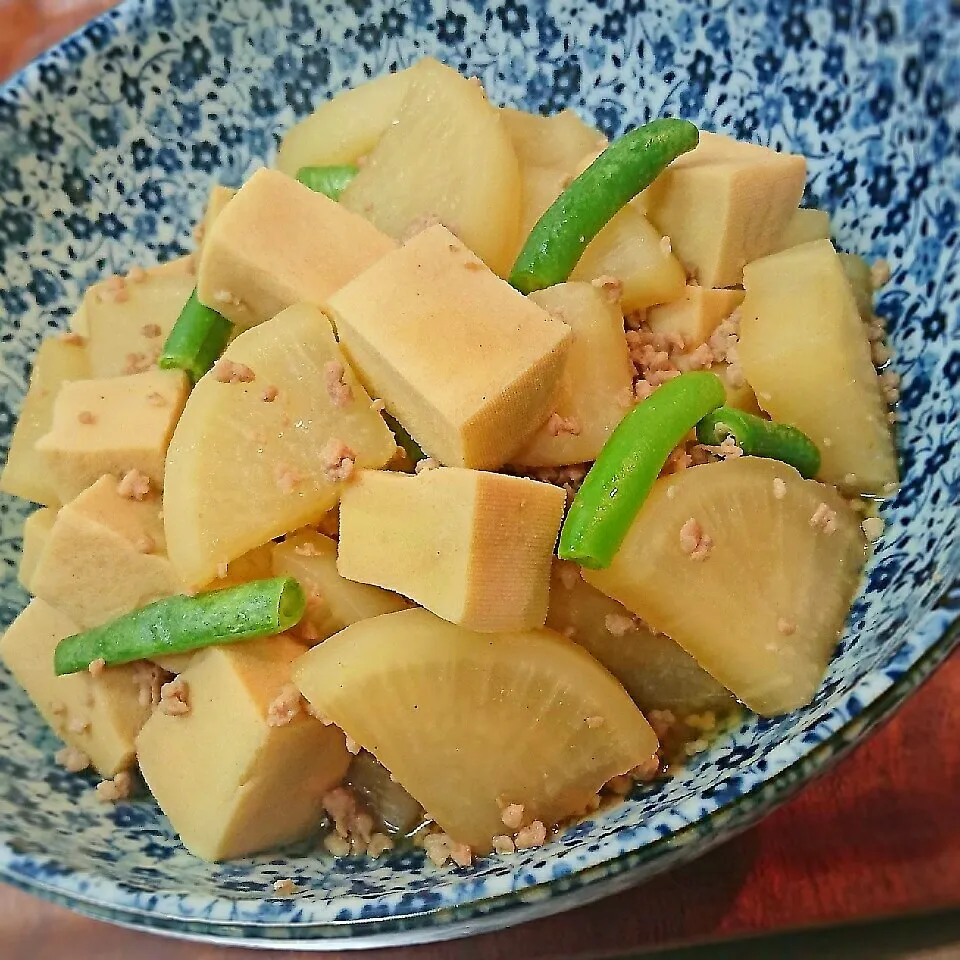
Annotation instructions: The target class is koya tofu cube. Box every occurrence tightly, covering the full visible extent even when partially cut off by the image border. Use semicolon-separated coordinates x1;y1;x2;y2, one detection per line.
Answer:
329;225;572;469
646;285;745;349
641;132;806;288
0;335;90;507
197;168;397;328
18;507;57;592
136;636;351;861
198;184;236;250
337;467;566;632
30;474;180;629
35;369;189;503
85;261;195;378
0;600;152;775
512;282;634;467
272;530;408;643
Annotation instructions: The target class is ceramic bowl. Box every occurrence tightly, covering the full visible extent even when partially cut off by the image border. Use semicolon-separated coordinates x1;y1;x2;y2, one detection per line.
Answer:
0;0;957;948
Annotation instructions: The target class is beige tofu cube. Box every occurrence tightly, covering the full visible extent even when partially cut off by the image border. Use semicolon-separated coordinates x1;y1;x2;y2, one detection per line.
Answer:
771;207;831;253
646;285;745;349
198;184;236;250
35;369;189;502
30;475;180;629
197;168;397;328
136;636;351;861
641;132;806;287
329;225;572;468
0;600;152;775
272;530;408;643
85;265;194;378
18;507;57;592
338;468;566;632
512;282;634;467
0;336;90;506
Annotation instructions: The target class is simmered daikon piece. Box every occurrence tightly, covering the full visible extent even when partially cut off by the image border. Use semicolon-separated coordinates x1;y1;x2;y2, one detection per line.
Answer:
584;458;865;715
738;240;897;492
340;59;521;276
293;608;658;852
163;303;396;589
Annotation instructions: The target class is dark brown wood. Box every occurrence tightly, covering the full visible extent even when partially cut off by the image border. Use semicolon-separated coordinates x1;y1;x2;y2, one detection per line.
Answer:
1;5;958;956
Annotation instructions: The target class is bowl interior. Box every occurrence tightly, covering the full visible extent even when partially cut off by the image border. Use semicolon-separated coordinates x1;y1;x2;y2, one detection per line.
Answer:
0;0;958;945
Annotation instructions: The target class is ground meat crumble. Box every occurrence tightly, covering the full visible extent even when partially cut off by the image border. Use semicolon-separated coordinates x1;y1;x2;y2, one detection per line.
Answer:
55;745;90;773
212;358;255;383
117;468;151;500
324;361;354;407
320;439;356;483
267;683;303;727
96;771;132;803
679;518;713;560
159;677;190;716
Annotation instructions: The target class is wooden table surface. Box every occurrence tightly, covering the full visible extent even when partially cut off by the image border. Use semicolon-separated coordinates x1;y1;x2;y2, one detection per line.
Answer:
1;3;959;958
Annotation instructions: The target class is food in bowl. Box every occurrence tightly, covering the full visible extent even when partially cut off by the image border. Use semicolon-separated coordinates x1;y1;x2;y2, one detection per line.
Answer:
0;57;899;868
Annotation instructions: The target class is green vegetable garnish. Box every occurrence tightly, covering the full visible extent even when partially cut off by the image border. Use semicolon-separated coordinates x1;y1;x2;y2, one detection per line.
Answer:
53;577;306;676
158;289;233;384
296;164;360;200
508;118;699;294
696;406;822;479
384;412;426;465
558;371;725;570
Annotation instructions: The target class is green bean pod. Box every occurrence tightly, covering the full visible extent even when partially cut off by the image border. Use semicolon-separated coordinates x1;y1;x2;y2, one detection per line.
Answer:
158;289;233;384
695;406;822;479
296;164;360;200
559;372;726;570
53;577;306;675
509;118;699;294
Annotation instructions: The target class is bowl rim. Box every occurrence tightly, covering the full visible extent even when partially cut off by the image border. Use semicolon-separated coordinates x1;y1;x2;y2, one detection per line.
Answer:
0;0;958;948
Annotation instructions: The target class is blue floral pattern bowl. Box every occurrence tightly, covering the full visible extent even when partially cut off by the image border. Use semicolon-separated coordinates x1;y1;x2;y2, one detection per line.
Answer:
0;0;958;948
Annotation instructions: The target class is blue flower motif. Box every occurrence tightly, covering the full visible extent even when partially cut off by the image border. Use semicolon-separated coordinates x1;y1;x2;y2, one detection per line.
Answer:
912;237;940;287
525;68;552;108
672;10;695;44
89;115;119;148
178;103;202;135
191;142;221;173
0;210;32;247
285;81;314;117
380;9;407;39
133;212;158;241
753;48;781;85
120;73;144;110
652;35;676;72
139;181;164;212
301;49;331;88
355;23;382;52
594;101;625;139
0;98;18;129
497;0;529;38
97;212;126;239
210;24;233;56
0;159;22;192
813;95;841;133
0;286;28;316
409;0;432;29
28;118;63;157
875;8;897;43
687;50;715;91
83;18;115;50
60;37;85;63
250;87;277;118
436;11;466;45
536;12;561;47
290;2;314;31
822;44;845;79
781;8;811;50
61;168;91;205
705;19;729;51
867;164;896;208
882;199;911;237
28;269;63;307
870;81;895;123
63;213;93;240
599;9;626;41
218;123;244;148
38;62;64;93
156;146;183;174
